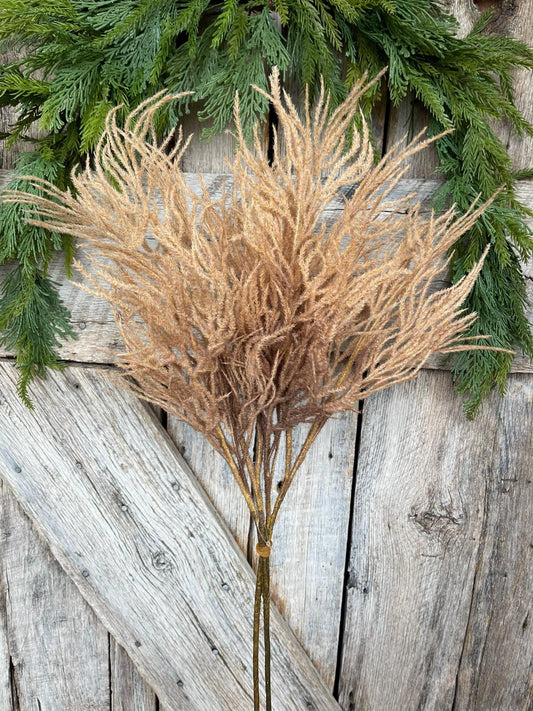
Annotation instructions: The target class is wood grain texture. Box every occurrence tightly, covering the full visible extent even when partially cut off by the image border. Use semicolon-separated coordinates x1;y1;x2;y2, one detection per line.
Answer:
0;74;121;710
0;485;15;711
0;479;110;711
337;370;533;710
1;168;531;372
449;5;533;709
110;640;157;711
487;0;533;171
256;413;358;690
445;0;477;36
166;418;251;556
385;96;439;179
0;51;42;170
0;363;339;711
452;375;533;710
443;1;533;169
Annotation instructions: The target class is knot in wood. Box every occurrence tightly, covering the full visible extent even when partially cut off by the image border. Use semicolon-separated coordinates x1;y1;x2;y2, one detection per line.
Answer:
256;542;272;558
152;550;171;571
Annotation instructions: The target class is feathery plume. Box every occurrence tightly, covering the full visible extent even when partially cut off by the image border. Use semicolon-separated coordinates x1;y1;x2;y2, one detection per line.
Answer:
4;68;497;710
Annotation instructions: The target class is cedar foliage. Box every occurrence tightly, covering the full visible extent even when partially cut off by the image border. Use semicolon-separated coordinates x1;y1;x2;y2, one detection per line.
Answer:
0;0;532;413
6;72;498;708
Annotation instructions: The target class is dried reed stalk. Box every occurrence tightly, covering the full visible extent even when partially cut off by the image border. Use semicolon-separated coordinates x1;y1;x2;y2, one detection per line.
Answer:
6;68;498;710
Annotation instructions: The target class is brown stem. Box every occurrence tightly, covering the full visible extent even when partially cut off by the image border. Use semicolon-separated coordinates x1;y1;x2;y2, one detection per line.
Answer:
253;556;263;711
262;556;272;711
253;531;273;711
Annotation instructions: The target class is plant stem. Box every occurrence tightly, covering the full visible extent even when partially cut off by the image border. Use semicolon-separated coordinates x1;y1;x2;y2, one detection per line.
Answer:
253;547;272;710
262;556;272;711
253;557;263;711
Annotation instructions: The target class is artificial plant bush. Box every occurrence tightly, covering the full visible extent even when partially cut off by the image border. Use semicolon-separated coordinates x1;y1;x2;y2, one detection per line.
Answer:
0;1;531;411
6;71;500;709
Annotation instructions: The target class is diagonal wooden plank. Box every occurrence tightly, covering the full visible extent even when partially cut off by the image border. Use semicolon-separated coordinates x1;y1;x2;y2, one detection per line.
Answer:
0;362;339;711
167;419;251;560
337;371;533;710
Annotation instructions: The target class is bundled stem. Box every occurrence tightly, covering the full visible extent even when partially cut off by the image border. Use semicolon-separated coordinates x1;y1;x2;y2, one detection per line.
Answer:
254;545;272;711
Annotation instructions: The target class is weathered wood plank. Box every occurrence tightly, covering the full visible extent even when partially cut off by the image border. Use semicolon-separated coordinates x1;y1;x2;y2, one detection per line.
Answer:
179;109;242;174
1;76;120;710
452;375;533;710
385;96;438;179
483;0;533;172
337;370;533;710
110;639;157;711
0;479;110;710
167;419;251;557
1;169;531;372
0;363;340;711
0;485;15;711
254;413;358;690
444;1;477;35
0;51;42;170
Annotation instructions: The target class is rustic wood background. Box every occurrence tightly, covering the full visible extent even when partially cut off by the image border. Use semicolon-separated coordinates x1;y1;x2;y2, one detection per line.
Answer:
0;2;532;709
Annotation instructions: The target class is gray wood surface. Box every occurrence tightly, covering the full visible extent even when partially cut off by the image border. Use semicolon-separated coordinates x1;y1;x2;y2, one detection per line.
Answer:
1;84;126;711
452;375;533;710
0;363;339;711
167;418;251;558
110;640;157;711
0;478;110;710
337;371;533;710
0;544;11;711
486;0;533;172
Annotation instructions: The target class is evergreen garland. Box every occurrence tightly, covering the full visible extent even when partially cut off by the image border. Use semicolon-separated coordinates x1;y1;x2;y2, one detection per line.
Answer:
0;0;532;413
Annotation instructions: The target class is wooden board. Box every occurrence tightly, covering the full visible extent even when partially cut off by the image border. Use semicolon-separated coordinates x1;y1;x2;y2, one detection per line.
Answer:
1;79;157;710
0;479;110;710
0;618;10;710
166;419;251;557
452;374;533;710
0;363;339;711
337;6;533;709
486;0;533;172
337;370;533;710
110;640;157;711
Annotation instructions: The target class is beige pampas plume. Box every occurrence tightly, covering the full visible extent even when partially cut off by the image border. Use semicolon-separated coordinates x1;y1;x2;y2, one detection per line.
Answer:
5;67;496;710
